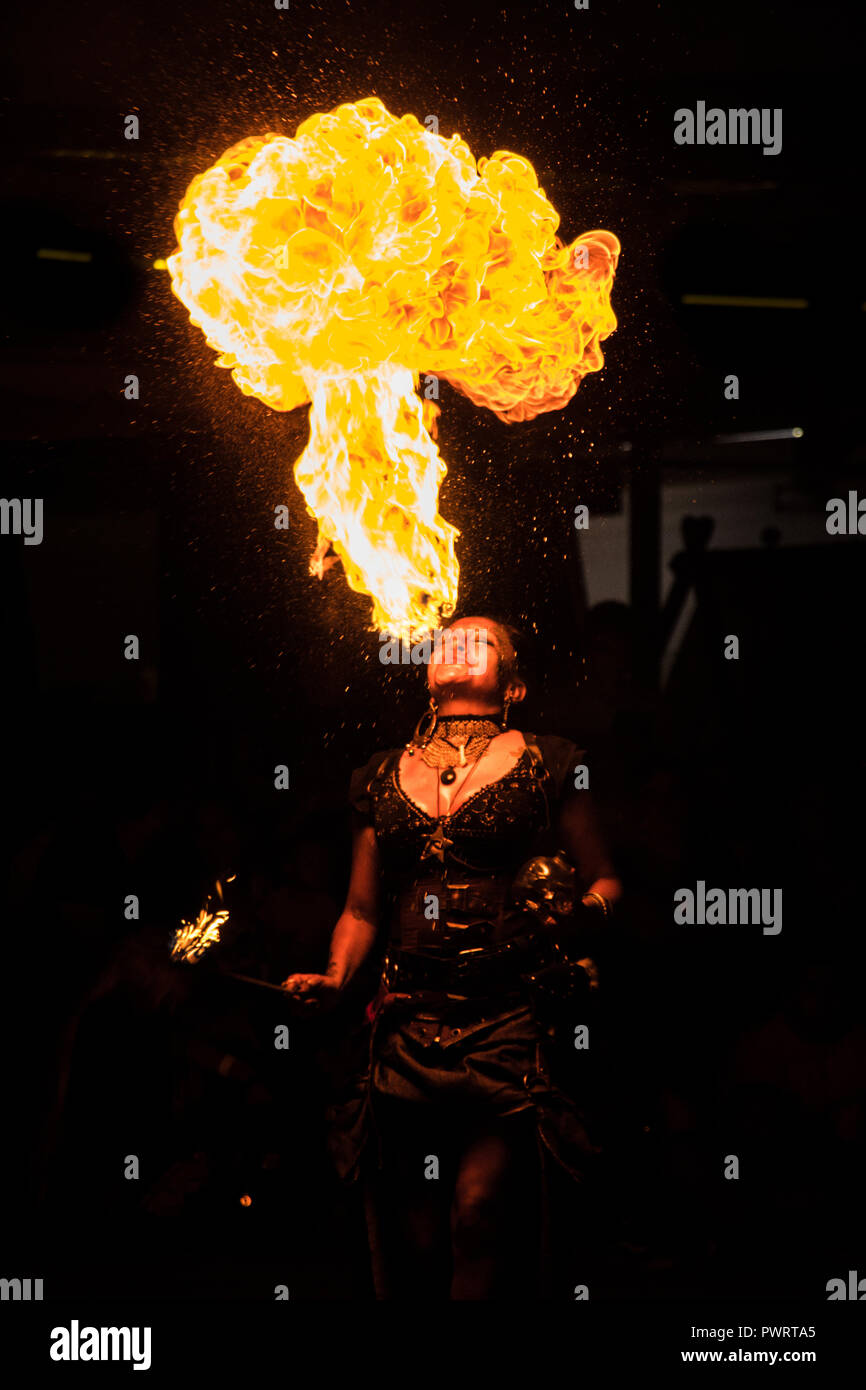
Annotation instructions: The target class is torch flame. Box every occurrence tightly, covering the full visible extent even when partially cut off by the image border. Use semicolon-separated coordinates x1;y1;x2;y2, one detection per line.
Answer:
171;909;228;963
167;97;619;637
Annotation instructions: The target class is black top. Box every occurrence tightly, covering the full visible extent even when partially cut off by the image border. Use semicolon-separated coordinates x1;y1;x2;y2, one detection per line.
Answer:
349;733;613;900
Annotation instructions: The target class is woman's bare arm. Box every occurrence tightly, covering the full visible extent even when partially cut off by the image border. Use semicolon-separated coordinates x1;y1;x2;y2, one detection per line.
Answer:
557;790;623;911
324;821;382;988
282;817;382;1003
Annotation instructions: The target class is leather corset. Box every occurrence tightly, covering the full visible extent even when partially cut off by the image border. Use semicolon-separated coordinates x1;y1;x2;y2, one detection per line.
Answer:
388;874;522;954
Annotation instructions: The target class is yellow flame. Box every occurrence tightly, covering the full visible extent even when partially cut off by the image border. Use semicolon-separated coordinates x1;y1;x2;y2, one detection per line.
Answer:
167;97;619;637
171;909;228;963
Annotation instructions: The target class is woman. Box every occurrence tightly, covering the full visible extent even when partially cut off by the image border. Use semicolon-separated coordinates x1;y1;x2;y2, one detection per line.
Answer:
283;616;622;1299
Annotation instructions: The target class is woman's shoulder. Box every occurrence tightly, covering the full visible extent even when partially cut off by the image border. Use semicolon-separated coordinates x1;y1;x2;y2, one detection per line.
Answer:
348;745;403;814
524;731;587;764
522;733;587;799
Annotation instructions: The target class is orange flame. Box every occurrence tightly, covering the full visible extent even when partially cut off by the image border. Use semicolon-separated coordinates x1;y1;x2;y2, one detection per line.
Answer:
171;909;227;963
167;97;619;637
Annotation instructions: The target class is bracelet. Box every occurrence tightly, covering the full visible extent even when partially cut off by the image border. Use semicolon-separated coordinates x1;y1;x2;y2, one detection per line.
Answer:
582;891;610;919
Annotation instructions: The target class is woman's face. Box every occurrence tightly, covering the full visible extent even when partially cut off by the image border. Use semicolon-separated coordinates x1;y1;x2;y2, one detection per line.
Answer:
427;617;520;706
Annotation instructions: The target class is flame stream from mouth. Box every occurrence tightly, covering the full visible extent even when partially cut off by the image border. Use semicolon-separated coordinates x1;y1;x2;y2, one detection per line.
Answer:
297;367;458;634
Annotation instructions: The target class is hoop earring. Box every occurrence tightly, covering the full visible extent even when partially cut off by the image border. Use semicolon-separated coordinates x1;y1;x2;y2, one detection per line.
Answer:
501;693;512;730
412;696;439;747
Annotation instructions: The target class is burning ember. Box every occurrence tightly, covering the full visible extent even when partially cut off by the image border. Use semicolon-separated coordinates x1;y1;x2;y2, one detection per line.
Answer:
168;97;620;637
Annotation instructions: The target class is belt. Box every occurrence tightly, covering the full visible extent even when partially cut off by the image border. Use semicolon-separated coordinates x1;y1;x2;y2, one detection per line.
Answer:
378;987;526;1019
383;939;536;998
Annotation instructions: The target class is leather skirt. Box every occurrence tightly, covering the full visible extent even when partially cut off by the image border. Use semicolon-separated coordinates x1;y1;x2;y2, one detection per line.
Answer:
325;983;602;1188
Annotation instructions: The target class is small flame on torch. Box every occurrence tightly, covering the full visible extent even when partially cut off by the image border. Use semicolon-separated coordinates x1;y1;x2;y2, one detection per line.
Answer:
171;875;236;963
171;908;228;963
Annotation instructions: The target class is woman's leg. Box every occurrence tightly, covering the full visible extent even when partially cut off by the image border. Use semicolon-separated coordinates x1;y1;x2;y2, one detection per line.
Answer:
450;1109;541;1300
364;1100;454;1299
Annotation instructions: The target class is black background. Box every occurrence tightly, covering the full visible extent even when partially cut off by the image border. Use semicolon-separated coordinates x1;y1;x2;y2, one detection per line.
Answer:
1;0;864;1311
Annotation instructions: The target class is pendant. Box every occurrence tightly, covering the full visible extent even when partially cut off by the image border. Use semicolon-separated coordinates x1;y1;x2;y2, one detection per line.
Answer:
440;768;457;785
420;821;454;863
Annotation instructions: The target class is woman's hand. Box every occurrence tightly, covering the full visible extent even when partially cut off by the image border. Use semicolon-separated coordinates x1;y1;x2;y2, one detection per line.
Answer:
280;972;341;1013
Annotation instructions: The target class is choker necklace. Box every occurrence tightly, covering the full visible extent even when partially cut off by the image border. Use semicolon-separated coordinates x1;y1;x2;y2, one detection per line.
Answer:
417;716;502;784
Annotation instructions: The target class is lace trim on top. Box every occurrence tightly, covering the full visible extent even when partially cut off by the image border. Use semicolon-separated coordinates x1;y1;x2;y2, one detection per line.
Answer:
391;744;533;824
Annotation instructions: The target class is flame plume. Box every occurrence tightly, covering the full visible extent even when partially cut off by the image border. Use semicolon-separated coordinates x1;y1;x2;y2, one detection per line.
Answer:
168;97;619;637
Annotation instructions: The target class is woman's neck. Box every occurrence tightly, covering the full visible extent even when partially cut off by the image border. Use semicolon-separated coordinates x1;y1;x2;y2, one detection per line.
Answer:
434;697;502;718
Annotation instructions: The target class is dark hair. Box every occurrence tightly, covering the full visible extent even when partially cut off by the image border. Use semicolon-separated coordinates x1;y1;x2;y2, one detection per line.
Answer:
494;620;523;686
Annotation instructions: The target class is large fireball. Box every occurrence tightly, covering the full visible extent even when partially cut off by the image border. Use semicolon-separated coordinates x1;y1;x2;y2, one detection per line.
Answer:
168;97;620;637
